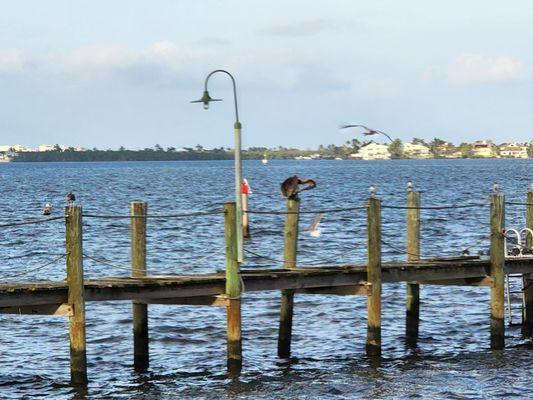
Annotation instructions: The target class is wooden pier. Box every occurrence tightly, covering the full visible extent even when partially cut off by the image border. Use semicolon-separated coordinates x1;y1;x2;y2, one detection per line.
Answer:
1;189;533;385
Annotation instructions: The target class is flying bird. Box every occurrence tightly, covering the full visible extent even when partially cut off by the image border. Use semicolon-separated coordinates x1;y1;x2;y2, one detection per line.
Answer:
340;124;393;142
305;213;323;237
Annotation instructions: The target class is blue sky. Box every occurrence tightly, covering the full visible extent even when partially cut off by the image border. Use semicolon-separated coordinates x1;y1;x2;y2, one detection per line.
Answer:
0;1;532;149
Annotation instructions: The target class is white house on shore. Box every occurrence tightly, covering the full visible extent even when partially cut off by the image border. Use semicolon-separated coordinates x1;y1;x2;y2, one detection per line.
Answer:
350;142;391;160
0;144;35;152
499;142;528;158
403;142;432;159
403;142;433;159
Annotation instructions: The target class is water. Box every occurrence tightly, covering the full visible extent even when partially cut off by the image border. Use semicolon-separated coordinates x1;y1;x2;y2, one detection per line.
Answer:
0;159;531;399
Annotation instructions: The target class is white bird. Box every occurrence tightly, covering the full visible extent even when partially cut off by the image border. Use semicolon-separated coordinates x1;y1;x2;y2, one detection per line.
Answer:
306;213;323;237
340;124;393;142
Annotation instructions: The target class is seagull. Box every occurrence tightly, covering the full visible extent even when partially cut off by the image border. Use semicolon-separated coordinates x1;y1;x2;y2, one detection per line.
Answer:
66;191;76;204
340;124;393;142
43;202;53;216
305;213;323;237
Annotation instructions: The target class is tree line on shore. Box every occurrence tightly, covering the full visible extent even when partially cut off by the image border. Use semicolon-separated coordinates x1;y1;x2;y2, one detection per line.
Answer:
10;138;533;162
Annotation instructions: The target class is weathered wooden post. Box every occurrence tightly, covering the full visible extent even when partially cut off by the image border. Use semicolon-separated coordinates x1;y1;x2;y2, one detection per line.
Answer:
65;205;87;385
225;202;242;375
242;179;251;238
490;192;505;349
523;191;533;337
278;197;300;359
366;195;382;356
131;201;148;370
406;187;420;346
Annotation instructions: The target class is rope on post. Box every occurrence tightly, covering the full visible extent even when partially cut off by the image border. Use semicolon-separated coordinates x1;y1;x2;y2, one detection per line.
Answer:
0;253;67;279
82;209;224;219
381;203;488;210
0;216;64;228
82;246;225;274
245;205;367;215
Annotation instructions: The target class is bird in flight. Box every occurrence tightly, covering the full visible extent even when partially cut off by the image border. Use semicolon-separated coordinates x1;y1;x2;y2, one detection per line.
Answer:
340;124;393;142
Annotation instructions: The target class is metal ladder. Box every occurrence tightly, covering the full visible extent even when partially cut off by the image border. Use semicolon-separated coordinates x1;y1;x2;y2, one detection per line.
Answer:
505;274;526;326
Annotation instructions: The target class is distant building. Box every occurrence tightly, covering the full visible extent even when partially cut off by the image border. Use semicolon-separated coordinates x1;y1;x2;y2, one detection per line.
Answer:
350;142;391;160
499;142;528;158
38;144;55;152
403;142;432;159
0;152;12;162
472;140;497;158
0;144;34;152
436;142;462;158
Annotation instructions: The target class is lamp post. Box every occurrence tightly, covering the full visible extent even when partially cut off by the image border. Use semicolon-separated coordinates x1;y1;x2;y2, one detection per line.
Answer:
191;70;244;262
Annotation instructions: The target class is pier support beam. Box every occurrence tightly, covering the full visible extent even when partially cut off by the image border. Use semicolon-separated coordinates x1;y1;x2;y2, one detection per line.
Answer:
366;197;381;356
523;191;533;337
131;201;149;370
66;205;87;385
278;198;300;359
225;203;242;376
242;182;250;238
490;193;505;349
406;191;420;347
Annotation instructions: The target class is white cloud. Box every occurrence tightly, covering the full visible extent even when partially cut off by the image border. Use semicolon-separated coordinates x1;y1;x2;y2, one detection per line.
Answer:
0;49;25;72
349;75;403;99
62;43;136;71
447;53;528;85
258;19;343;37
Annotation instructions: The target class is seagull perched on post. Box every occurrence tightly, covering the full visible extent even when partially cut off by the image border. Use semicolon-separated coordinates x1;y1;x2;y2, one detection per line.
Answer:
340;124;393;142
66;191;76;204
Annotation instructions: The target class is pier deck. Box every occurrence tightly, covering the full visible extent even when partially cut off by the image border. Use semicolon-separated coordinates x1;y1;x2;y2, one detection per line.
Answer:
1;257;532;309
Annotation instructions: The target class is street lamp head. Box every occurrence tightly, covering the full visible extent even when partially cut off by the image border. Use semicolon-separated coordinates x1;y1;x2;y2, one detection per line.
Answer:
190;90;222;110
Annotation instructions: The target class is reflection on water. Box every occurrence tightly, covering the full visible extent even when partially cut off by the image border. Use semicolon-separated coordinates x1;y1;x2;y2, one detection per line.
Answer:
0;159;531;399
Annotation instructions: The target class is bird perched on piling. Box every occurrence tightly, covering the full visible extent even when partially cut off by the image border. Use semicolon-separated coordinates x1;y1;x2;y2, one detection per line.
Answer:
280;176;316;199
42;202;53;216
339;124;393;142
66;191;76;204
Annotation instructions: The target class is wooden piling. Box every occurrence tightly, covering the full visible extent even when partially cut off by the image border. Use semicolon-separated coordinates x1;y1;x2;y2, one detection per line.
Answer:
406;191;420;346
278;198;300;359
490;193;505;349
65;205;87;385
131;201;149;370
366;197;381;356
242;191;250;238
523;192;533;337
224;202;242;375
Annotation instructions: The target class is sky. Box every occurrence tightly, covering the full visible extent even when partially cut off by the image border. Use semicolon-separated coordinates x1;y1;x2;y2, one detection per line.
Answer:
1;1;532;149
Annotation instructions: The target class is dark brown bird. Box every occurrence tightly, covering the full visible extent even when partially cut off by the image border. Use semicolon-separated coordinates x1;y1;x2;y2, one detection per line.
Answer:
339;124;393;142
280;176;316;199
66;191;76;204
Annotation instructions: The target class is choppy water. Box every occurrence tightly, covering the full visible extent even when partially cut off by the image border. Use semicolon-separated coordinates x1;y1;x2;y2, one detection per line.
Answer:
0;159;531;399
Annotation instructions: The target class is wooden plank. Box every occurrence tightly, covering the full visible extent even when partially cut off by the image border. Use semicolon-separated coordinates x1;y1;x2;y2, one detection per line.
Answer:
131;201;149;370
0;303;73;316
415;277;493;286
138;295;228;307
296;284;369;295
366;197;381;357
278;197;299;359
490;194;505;349
65;205;87;385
